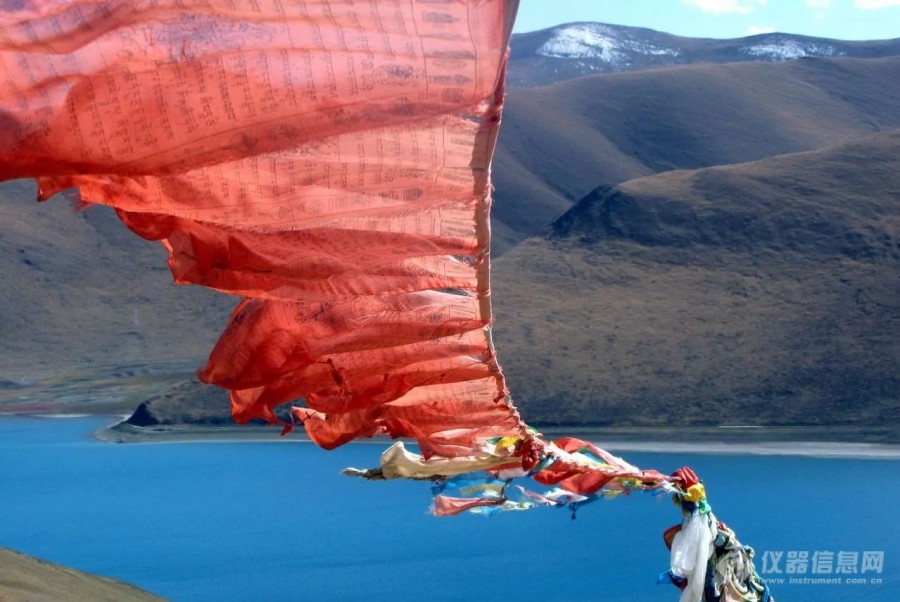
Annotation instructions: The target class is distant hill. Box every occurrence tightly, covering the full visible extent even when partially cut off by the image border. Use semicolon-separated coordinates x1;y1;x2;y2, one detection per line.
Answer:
0;548;163;602
3;33;899;433
101;130;900;440
491;55;900;251
491;130;900;434
0;179;232;411
507;22;900;87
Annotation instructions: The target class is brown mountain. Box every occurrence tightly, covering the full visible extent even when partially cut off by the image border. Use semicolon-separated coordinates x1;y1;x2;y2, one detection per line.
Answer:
491;129;900;435
68;130;900;440
491;55;900;252
2;51;899;432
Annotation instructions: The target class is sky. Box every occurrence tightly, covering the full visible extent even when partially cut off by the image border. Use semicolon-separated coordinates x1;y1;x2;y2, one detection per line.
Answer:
512;0;900;41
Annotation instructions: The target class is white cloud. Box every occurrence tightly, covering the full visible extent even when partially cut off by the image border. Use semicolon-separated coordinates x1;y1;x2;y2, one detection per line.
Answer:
746;25;776;35
805;0;831;8
682;0;767;14
854;0;900;8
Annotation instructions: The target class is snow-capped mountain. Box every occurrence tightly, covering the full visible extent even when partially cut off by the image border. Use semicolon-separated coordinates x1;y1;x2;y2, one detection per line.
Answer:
508;23;900;87
535;23;680;64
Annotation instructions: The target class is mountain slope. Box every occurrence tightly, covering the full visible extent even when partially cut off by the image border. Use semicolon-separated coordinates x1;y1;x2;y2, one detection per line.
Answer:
0;180;233;410
491;130;900;431
4;51;900;406
508;22;900;87
3;52;900;428
491;55;900;251
0;548;163;602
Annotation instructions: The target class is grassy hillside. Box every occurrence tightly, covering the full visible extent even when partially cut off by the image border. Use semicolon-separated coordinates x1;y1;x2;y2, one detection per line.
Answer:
492;56;900;251
106;131;900;439
3;58;898;431
491;130;899;434
0;179;233;412
0;548;163;602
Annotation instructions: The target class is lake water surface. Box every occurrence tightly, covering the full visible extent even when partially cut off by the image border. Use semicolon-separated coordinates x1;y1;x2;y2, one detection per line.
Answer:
1;417;897;601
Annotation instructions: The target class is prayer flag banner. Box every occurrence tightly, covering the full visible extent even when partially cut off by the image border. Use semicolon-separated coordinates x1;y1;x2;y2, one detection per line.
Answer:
1;3;774;599
1;0;527;452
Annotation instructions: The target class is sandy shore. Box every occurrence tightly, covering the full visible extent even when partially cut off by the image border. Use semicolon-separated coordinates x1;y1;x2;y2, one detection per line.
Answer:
96;420;900;459
6;412;897;458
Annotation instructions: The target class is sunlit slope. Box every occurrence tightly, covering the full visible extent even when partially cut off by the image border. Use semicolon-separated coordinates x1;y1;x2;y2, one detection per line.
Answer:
0;180;232;390
4;56;900;427
0;548;164;602
492;130;900;431
492;56;900;251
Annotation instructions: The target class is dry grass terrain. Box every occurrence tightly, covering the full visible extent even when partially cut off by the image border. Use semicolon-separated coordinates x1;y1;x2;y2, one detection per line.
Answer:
492;130;899;436
0;179;233;412
492;56;900;251
0;548;163;602
100;131;900;441
2;55;898;435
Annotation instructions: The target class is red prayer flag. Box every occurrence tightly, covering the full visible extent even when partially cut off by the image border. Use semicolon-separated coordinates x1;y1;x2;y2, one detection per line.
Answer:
1;0;527;457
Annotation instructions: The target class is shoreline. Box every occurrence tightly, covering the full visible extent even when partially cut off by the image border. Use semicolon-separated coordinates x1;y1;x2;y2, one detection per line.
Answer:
93;420;900;459
4;412;898;458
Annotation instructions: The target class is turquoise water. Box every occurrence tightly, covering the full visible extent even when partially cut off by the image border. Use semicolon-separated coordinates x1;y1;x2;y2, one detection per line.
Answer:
1;417;897;601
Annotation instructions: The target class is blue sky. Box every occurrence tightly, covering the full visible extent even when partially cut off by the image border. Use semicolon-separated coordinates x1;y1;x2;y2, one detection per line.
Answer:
513;0;900;40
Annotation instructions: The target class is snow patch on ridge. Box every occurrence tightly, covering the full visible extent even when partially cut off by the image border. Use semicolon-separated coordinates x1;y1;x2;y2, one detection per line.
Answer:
537;24;679;65
741;38;844;60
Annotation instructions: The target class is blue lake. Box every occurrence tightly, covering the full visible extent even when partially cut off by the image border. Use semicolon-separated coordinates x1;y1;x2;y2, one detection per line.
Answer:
1;417;897;601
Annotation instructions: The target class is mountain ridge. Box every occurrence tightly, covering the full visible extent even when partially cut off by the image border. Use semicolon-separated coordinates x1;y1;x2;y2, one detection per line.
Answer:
492;55;900;251
105;131;900;439
508;21;900;86
2;30;899;433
